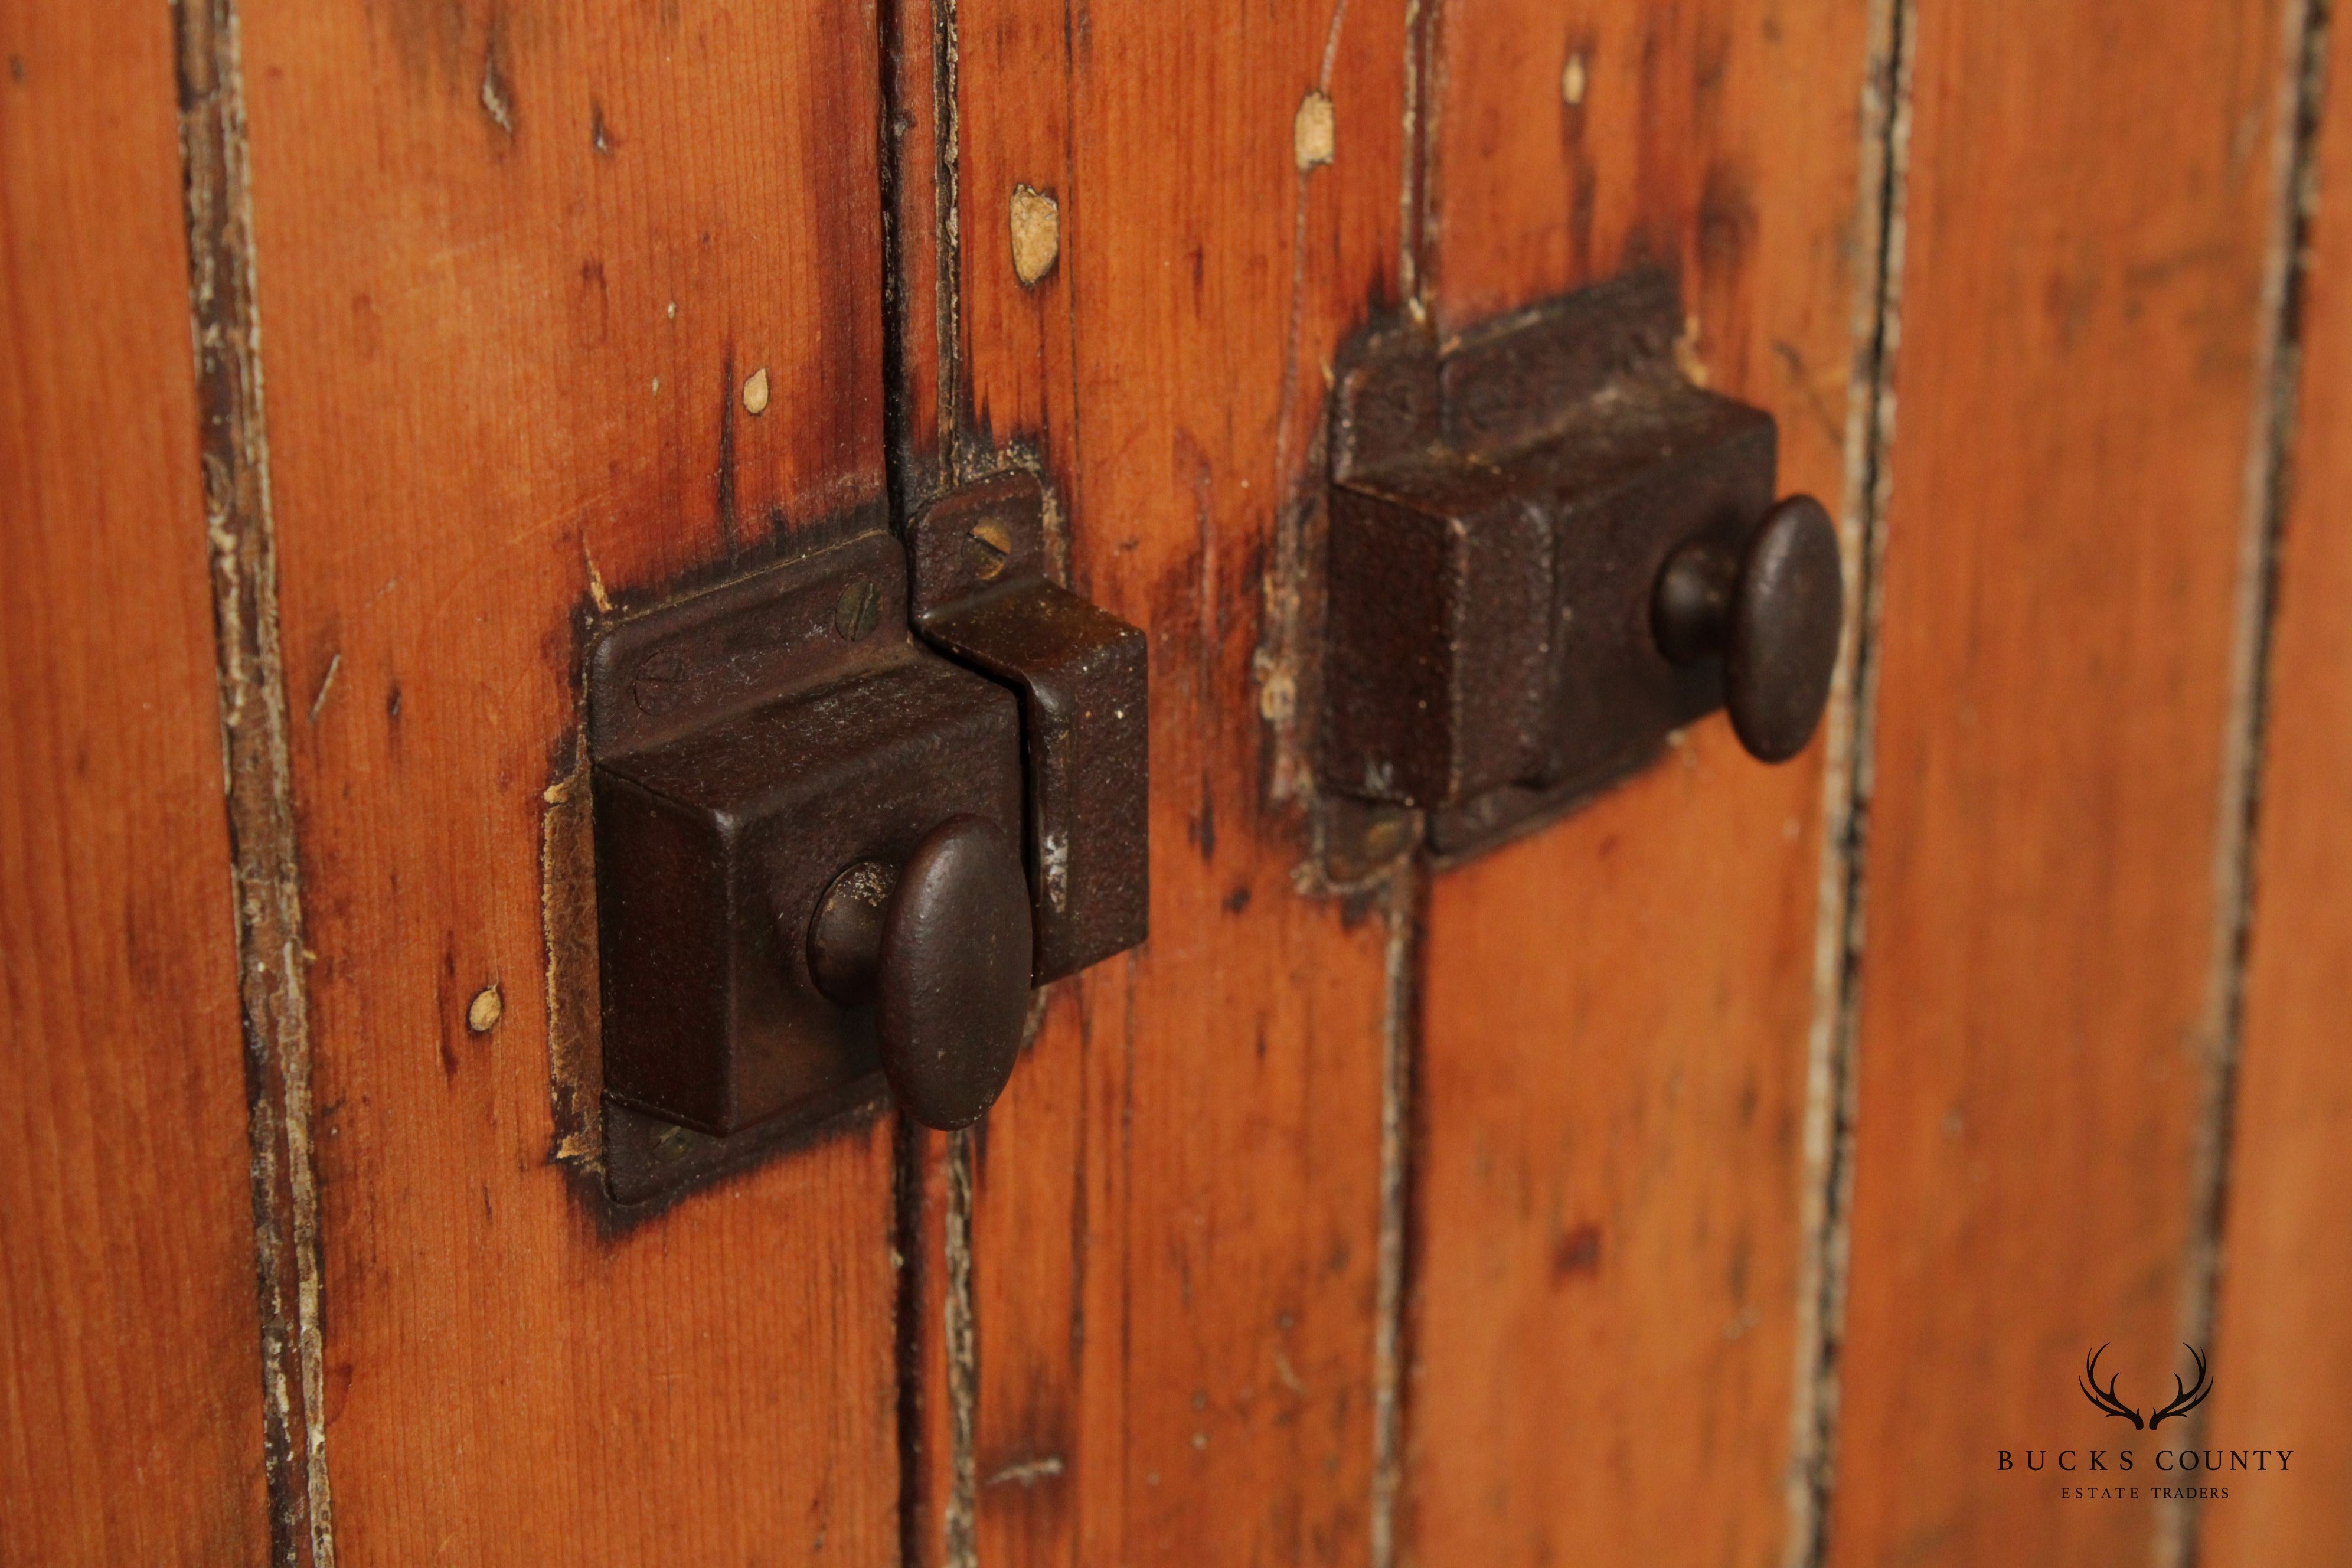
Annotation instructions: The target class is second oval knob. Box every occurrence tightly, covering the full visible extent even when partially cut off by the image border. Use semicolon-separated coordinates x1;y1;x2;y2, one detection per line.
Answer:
808;815;1034;1130
1651;495;1843;763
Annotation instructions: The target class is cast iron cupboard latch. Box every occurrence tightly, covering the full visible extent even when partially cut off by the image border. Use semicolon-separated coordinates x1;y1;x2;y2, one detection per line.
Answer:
1321;269;1843;857
590;473;1146;1202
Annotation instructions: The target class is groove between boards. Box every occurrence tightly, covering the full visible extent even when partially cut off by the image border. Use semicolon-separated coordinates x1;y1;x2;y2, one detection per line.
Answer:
1786;0;1915;1562
2164;1;2333;1563
168;0;335;1563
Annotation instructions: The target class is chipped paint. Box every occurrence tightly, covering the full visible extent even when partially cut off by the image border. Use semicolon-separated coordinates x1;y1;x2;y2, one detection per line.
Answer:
541;748;603;1165
1674;313;1711;387
466;984;504;1034
1039;828;1070;912
581;537;613;615
1254;654;1296;725
1008;182;1059;286
174;0;336;1557
478;22;516;136
1295;89;1337;170
1399;0;1429;309
306;652;341;725
1785;1;1914;1564
1561;50;1589;106
742;366;770;415
933;0;968;468
1368;864;1417;1568
942;1129;978;1568
983;1455;1066;1488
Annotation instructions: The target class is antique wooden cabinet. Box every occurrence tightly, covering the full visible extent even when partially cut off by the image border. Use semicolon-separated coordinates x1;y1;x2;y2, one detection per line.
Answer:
4;0;2347;1562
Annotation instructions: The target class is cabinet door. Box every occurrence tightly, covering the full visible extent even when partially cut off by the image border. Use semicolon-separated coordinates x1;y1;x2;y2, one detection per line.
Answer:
10;0;909;1561
6;0;2350;1563
904;3;1877;1564
1;5;267;1559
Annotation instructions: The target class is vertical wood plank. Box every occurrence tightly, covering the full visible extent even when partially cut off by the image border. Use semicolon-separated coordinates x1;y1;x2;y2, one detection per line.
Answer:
0;2;271;1560
2199;4;2352;1559
878;9;961;1563
227;1;903;1557
1403;2;1877;1562
939;2;1410;1562
1828;0;2295;1562
883;0;946;506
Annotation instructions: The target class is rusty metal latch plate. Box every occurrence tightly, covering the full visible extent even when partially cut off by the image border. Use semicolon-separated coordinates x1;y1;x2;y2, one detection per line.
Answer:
1321;269;1837;858
590;484;1148;1204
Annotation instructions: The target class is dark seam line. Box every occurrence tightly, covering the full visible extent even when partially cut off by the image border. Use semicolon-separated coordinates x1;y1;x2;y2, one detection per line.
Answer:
2174;1;2332;1560
169;0;331;1560
874;0;937;1560
1800;0;1913;1560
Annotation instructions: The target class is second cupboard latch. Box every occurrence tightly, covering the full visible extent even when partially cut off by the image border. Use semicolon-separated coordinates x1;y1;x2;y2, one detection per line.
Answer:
1320;268;1843;857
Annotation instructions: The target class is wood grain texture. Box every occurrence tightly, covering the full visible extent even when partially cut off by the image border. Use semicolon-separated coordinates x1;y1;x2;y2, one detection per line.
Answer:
2198;5;2352;1558
1828;0;2294;1562
1402;2;1875;1563
228;1;900;1559
0;2;271;1560
878;12;959;1563
936;2;1410;1562
884;0;946;502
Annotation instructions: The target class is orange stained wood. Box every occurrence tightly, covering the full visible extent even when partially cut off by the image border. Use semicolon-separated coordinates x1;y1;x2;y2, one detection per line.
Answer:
2198;1;2352;1559
884;0;945;496
0;0;271;1560
1403;2;1878;1563
928;1;1411;1564
12;0;2352;1562
880;13;960;1568
1829;0;2296;1563
223;0;901;1559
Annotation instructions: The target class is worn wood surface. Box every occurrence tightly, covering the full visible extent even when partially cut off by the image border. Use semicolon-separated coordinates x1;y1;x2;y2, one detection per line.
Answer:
910;2;1410;1563
1400;3;1876;1563
1827;0;2295;1562
878;12;959;1566
2199;6;2352;1559
223;1;901;1559
0;2;271;1561
17;0;2352;1560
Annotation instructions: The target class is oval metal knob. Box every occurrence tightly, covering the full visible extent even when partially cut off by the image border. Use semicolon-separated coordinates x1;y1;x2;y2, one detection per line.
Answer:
1652;494;1843;763
807;815;1033;1130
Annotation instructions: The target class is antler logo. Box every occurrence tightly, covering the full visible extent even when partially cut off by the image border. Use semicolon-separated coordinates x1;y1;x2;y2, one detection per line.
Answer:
2080;1344;2213;1430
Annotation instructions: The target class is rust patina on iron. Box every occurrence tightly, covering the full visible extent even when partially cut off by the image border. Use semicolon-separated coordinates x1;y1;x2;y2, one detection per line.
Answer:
906;470;1149;980
1321;269;1840;858
590;481;1147;1204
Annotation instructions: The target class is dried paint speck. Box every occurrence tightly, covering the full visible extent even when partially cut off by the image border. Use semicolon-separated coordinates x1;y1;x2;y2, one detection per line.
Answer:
1674;315;1711;387
742;367;770;416
1562;51;1589;106
479;44;515;136
468;984;504;1034
1294;90;1336;171
1010;184;1060;286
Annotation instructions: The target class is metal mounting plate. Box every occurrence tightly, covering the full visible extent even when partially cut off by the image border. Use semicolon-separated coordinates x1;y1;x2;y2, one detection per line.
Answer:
906;472;1150;979
1322;269;1779;858
589;530;1021;1201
